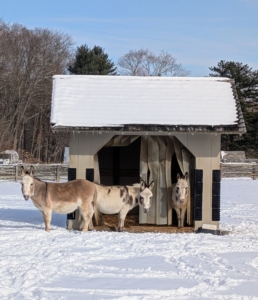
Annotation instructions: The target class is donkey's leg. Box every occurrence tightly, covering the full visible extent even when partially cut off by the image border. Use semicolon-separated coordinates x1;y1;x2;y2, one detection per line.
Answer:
118;207;129;232
180;206;187;228
174;207;181;228
88;219;95;231
43;208;52;232
79;209;90;232
88;200;96;231
80;201;94;232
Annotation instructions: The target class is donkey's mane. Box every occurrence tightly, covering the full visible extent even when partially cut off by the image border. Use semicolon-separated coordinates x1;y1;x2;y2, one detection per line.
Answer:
33;177;44;182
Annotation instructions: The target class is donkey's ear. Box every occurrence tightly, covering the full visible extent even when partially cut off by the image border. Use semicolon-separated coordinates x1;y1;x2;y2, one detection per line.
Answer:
185;172;189;180
140;180;146;191
148;181;154;190
29;166;35;177
177;173;181;180
20;166;26;177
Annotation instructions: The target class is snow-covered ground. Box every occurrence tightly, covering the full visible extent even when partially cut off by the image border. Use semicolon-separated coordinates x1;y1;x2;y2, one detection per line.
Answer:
1;179;258;300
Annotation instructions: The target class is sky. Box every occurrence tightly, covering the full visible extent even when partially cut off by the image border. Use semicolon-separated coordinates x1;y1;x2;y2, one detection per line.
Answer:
1;0;258;76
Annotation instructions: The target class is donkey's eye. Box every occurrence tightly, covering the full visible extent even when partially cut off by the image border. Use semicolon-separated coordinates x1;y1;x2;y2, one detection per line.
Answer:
30;183;33;186
176;187;179;193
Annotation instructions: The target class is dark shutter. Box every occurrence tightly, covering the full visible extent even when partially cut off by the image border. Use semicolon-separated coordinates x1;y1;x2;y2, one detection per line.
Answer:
86;168;94;182
193;169;203;221
212;170;221;221
67;168;77;220
68;168;76;181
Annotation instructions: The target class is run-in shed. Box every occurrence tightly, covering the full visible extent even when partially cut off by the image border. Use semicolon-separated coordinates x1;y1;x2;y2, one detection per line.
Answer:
51;75;246;231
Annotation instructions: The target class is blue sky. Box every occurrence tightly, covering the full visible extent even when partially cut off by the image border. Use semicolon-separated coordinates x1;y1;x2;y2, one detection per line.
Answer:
1;0;258;76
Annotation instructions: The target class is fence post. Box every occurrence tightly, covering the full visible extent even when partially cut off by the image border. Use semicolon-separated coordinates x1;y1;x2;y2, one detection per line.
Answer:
15;165;19;181
56;165;60;182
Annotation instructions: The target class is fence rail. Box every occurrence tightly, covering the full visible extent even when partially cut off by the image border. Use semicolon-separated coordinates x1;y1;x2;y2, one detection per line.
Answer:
0;164;68;182
1;163;258;181
221;163;258;180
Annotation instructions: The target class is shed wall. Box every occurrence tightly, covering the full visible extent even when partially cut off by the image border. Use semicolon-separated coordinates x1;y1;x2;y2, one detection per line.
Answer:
68;132;221;231
174;133;221;229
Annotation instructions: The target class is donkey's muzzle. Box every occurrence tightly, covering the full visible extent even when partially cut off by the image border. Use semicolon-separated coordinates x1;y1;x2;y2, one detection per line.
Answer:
24;195;29;201
144;208;149;213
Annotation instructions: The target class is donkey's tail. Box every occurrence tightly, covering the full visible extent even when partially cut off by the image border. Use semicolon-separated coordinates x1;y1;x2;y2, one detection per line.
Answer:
93;188;99;225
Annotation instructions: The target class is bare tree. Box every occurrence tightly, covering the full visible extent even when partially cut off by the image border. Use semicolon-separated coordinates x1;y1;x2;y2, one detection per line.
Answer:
0;21;73;162
117;49;190;76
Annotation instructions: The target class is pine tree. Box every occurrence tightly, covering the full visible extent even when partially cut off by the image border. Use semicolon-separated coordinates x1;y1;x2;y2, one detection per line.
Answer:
209;60;258;158
68;44;116;75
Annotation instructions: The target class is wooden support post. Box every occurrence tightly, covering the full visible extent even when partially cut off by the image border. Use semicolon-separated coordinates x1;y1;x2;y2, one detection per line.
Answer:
15;165;19;182
56;165;60;182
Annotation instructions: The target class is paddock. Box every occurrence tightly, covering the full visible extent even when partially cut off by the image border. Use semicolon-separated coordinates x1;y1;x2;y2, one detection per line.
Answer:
1;179;258;299
50;75;246;231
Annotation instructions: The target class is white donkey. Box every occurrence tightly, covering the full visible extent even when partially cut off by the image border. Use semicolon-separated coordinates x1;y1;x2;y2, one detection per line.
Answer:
94;180;154;232
172;172;189;228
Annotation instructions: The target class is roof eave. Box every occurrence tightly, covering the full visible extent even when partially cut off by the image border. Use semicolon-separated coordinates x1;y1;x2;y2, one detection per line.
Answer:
51;124;246;135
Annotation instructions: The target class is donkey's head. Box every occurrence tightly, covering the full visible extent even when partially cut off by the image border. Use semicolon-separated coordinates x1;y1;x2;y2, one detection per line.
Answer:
175;172;189;204
20;166;35;200
139;180;154;213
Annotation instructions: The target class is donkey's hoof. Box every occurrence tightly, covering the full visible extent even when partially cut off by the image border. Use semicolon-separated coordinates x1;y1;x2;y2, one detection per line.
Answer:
118;227;126;232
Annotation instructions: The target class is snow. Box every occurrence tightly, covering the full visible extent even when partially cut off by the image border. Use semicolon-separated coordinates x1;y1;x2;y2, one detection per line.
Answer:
1;179;258;299
221;151;226;159
51;76;238;128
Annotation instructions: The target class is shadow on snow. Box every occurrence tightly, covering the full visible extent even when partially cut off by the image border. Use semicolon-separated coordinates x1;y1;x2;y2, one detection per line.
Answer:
0;208;66;229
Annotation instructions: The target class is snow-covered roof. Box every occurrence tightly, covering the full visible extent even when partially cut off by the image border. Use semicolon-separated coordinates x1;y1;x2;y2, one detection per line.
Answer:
51;75;245;133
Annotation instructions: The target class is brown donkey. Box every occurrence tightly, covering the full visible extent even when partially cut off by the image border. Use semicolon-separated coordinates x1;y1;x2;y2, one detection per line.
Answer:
20;166;98;232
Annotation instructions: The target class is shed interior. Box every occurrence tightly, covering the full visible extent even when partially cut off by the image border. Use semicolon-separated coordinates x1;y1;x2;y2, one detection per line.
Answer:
97;136;193;227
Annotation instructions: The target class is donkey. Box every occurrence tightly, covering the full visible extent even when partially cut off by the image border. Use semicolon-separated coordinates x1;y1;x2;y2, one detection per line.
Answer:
20;166;98;232
93;180;154;232
172;172;189;228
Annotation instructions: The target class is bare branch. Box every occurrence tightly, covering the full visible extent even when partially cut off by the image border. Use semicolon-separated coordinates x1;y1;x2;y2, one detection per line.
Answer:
0;21;73;162
117;49;190;76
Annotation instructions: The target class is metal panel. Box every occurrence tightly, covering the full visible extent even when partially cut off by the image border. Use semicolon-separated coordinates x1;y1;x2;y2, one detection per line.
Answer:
67;168;76;220
212;170;221;221
68;168;76;181
193;169;203;221
86;168;94;182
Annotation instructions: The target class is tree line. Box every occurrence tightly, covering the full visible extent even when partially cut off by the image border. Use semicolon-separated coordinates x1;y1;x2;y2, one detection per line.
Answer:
0;21;73;162
0;20;257;162
209;61;258;158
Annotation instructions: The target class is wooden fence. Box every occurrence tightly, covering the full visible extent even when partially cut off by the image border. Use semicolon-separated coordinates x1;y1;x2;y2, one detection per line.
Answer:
221;163;258;180
1;163;258;181
0;164;68;182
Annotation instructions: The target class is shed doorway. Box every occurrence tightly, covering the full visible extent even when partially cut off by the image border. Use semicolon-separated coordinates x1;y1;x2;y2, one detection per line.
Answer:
98;137;141;186
98;137;141;223
96;135;194;228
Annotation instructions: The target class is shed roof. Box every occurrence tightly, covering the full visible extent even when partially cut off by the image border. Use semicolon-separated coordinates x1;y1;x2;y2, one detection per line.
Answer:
50;75;246;134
